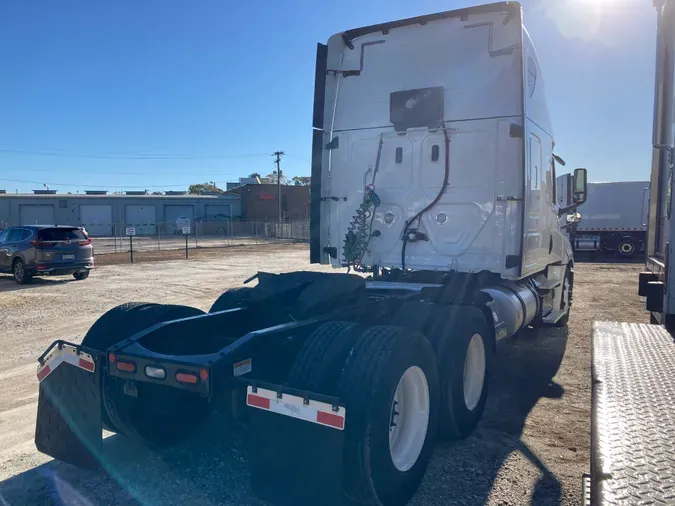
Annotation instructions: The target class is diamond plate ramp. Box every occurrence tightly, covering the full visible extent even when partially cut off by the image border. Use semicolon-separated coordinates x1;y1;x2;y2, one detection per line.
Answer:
592;321;675;505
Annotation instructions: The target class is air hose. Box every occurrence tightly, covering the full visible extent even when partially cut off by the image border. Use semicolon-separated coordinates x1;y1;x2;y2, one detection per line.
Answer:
401;126;451;271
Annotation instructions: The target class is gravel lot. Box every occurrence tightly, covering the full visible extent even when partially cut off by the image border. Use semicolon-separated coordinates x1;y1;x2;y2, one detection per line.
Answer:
0;245;648;505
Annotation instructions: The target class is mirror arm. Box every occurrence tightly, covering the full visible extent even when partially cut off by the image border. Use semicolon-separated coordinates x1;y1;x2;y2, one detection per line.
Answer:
558;203;578;216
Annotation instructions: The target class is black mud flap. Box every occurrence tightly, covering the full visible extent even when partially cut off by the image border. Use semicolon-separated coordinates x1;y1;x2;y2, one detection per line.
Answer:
35;353;103;469
245;383;346;505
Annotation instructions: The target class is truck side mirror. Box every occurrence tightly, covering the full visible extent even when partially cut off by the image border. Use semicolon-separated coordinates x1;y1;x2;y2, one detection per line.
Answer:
566;212;582;224
573;168;587;205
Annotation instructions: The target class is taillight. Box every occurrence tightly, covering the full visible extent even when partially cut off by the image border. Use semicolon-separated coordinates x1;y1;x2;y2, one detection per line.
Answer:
31;240;56;248
176;372;199;384
79;238;91;246
116;360;136;373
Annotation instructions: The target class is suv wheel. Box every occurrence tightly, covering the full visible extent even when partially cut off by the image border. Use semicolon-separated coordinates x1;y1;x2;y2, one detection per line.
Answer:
13;259;32;285
73;270;90;281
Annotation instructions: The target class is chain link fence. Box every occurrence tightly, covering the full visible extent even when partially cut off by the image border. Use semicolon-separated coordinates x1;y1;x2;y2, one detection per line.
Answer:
89;219;309;255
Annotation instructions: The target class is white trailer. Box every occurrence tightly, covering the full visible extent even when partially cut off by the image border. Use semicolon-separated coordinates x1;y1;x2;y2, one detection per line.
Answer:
33;3;587;505
573;181;648;257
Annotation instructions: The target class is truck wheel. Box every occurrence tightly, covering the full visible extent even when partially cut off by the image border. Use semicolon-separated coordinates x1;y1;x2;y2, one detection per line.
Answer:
209;287;253;313
287;321;364;395
554;267;573;327
338;326;438;506
617;237;637;258
428;306;490;440
82;302;212;446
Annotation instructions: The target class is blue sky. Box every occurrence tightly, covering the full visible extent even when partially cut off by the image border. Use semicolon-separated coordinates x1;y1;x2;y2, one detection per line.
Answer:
0;0;656;193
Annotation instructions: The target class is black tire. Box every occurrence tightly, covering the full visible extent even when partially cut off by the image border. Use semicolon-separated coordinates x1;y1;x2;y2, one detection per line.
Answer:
209;287;253;313
287;321;364;395
13;258;32;285
428;306;490;440
73;270;90;281
338;326;439;506
554;267;573;327
617;237;637;258
82;302;212;446
391;301;439;334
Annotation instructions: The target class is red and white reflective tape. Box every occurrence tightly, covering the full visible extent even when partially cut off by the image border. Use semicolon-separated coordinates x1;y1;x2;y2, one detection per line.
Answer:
246;386;346;431
37;344;95;382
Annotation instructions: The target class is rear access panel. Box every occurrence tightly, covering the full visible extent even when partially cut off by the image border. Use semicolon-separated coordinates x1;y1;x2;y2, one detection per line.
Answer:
246;385;346;505
35;342;103;469
592;321;675;505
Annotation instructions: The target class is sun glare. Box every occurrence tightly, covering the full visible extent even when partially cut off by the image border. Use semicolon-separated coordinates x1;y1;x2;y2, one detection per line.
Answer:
540;0;635;44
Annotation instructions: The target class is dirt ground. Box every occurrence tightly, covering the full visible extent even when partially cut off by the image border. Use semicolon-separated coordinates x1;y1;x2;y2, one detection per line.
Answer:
0;245;648;505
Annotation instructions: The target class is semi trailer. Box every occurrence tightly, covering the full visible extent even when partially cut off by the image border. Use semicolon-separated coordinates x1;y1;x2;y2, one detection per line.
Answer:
556;180;649;258
34;3;588;505
587;0;675;505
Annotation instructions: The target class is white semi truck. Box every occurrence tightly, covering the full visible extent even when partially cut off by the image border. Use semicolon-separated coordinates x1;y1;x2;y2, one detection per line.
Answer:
556;179;649;258
587;1;675;505
33;3;587;505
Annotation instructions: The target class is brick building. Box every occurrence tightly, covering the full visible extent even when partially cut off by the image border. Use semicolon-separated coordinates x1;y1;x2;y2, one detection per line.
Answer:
228;184;309;221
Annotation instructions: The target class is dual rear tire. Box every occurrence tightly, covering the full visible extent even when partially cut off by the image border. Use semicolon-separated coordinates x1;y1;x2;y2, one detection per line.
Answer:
288;308;490;505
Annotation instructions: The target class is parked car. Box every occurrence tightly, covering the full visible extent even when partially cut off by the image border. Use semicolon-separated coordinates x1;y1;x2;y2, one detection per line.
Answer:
0;225;94;284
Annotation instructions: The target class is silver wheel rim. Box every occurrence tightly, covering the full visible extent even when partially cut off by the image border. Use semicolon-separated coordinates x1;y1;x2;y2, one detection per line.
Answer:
389;366;430;472
463;333;486;411
14;262;23;282
620;242;634;254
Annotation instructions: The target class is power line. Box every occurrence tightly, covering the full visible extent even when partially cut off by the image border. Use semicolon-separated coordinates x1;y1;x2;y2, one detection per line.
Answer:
0;148;272;160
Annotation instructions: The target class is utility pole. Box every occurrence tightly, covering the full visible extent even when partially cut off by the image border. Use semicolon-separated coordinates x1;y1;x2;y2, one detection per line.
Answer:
273;151;285;224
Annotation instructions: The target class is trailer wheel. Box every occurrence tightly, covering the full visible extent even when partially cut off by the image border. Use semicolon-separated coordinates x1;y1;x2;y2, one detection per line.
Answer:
82;302;212;446
429;306;490;440
338;326;438;506
209;287;253;313
617;237;637;258
287;321;364;395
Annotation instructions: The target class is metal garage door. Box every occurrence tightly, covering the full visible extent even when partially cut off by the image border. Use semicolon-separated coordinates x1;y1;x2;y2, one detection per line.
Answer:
201;204;231;235
164;205;194;234
80;204;113;236
205;204;231;218
126;204;157;235
20;205;55;225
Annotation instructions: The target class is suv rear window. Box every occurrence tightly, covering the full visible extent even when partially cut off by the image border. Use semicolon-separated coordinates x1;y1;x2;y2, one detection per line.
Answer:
38;228;86;241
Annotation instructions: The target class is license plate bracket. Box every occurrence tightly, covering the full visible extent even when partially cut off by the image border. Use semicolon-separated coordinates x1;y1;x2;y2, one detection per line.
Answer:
63;254;75;260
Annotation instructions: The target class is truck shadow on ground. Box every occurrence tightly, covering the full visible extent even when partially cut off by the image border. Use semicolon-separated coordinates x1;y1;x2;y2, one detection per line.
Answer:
412;326;568;506
0;327;568;506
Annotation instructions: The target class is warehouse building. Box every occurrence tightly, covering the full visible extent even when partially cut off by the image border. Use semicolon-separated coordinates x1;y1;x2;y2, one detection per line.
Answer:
0;191;241;236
